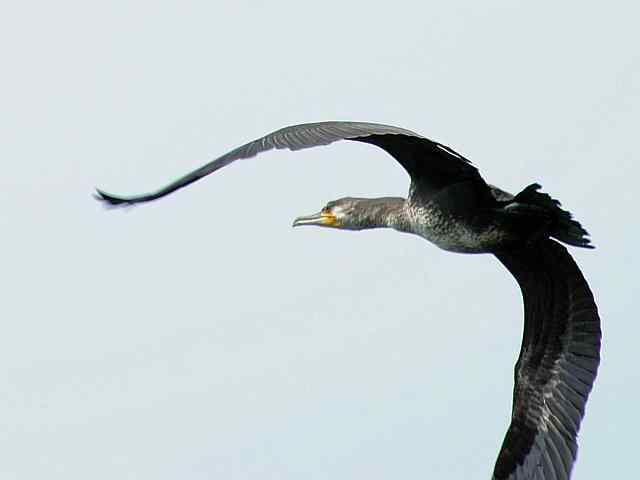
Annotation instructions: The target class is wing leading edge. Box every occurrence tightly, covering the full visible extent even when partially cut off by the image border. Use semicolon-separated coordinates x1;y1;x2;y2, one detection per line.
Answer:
95;121;476;206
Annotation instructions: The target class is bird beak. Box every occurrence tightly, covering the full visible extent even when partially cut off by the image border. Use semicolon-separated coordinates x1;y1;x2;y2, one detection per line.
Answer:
292;211;338;228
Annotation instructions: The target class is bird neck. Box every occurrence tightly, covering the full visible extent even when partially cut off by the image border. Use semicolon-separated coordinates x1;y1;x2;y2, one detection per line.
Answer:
354;197;410;231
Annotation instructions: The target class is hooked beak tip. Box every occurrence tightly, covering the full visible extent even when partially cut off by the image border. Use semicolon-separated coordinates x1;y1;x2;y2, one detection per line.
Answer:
292;215;319;228
292;212;337;228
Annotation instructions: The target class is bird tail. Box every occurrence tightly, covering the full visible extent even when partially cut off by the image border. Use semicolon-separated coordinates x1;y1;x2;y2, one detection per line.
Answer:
511;183;593;249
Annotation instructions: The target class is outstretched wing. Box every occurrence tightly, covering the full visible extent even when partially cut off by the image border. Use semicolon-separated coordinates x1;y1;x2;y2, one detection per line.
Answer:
493;240;601;480
96;121;478;206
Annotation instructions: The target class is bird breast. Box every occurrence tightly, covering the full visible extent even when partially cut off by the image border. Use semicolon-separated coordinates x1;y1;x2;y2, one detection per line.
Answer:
405;202;509;254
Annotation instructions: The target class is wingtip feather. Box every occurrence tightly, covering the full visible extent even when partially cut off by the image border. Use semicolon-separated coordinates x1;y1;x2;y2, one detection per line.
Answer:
94;189;136;208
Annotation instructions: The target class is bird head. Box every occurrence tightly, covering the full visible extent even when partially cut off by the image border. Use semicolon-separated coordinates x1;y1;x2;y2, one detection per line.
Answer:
292;197;406;231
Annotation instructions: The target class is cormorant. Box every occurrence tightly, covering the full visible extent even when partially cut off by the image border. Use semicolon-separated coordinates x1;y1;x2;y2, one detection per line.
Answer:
96;121;601;480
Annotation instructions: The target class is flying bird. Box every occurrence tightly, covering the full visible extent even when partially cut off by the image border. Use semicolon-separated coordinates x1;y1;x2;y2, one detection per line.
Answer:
96;121;601;479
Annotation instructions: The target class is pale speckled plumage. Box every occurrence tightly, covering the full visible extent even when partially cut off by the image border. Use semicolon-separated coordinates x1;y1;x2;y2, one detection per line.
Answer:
403;200;510;253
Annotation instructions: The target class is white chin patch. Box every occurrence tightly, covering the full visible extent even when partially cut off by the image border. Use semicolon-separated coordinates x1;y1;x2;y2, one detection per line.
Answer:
331;206;347;221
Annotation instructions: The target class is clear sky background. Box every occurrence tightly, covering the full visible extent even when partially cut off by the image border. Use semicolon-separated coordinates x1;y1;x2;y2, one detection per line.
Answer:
2;1;638;479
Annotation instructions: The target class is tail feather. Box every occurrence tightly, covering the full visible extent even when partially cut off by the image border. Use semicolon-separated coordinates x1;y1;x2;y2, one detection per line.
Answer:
513;183;593;249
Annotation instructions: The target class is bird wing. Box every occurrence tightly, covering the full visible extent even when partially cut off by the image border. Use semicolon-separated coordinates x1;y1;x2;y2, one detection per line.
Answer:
492;240;601;480
96;121;477;206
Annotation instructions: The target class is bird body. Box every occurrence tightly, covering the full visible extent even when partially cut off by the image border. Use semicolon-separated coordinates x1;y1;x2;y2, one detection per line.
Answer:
405;178;510;253
96;121;600;479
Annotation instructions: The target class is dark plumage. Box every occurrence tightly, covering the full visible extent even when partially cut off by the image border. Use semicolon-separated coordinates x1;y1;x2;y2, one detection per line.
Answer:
96;121;600;479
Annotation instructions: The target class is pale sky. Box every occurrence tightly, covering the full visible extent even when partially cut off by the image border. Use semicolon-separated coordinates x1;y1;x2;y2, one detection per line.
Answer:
2;1;638;479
